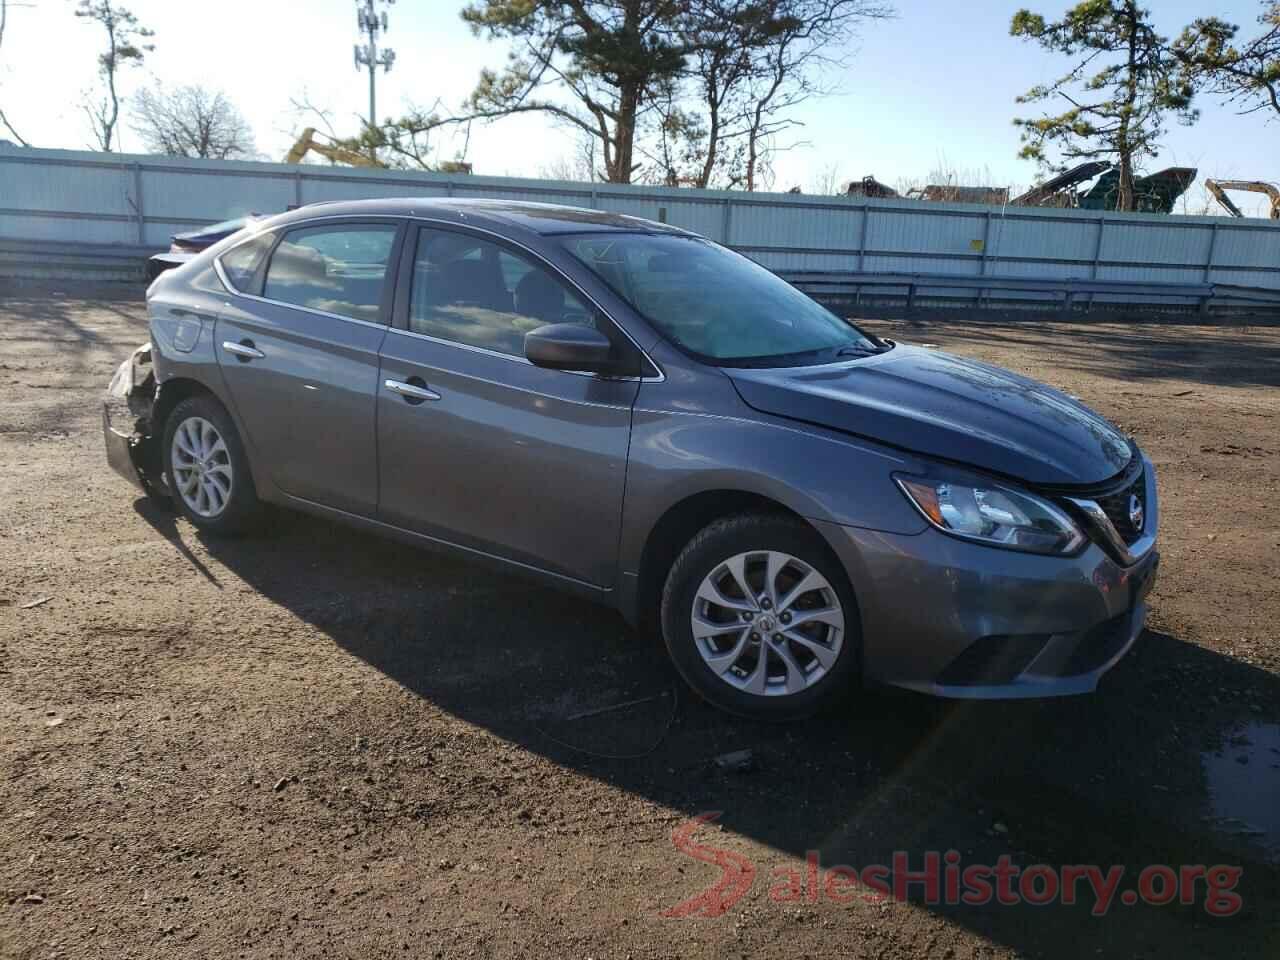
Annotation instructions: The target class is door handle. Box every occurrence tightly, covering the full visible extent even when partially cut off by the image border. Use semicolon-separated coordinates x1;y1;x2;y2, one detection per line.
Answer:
384;378;441;403
222;340;265;361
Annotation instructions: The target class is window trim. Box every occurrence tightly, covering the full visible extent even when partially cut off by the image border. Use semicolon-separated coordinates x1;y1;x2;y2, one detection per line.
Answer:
214;216;407;327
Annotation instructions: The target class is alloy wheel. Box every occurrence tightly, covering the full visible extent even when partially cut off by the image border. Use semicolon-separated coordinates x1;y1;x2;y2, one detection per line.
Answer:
170;416;233;518
690;550;845;697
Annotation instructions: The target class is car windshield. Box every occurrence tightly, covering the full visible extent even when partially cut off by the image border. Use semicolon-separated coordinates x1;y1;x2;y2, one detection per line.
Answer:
561;232;883;367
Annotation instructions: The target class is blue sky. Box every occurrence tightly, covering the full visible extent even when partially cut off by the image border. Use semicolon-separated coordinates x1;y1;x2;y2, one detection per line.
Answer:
1;0;1275;211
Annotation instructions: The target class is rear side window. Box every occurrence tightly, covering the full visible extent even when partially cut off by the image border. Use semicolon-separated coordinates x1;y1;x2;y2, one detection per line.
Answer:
219;232;274;293
262;224;397;323
409;229;593;357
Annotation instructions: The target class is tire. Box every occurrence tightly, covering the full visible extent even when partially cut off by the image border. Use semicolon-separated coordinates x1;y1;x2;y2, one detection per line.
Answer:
162;394;261;535
660;514;860;720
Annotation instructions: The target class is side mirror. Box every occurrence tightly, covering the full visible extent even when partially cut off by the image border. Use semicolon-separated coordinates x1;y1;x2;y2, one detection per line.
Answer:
525;323;614;373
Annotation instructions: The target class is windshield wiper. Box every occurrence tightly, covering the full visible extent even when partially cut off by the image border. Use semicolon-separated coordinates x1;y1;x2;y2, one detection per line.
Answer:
834;345;879;359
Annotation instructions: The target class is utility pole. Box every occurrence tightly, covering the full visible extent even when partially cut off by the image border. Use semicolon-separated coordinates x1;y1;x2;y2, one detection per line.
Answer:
353;0;395;160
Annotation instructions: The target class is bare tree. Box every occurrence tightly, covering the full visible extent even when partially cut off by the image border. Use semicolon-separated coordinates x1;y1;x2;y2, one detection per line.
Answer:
669;0;892;191
74;0;154;152
736;1;891;191
131;84;255;159
642;0;892;190
286;90;341;141
539;132;601;182
0;0;29;144
807;160;843;195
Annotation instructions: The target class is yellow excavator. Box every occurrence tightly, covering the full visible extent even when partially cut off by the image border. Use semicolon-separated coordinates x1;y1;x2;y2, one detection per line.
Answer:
1204;179;1280;220
282;127;475;175
284;127;384;167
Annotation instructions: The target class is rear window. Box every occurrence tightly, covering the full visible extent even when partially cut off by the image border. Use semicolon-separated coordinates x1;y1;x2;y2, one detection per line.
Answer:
261;224;398;323
218;232;274;293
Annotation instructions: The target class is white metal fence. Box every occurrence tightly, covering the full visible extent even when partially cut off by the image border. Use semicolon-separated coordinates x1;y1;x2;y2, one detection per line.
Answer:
2;143;1279;300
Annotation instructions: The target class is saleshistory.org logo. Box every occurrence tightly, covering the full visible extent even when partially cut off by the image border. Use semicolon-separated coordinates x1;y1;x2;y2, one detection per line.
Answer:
660;813;1244;919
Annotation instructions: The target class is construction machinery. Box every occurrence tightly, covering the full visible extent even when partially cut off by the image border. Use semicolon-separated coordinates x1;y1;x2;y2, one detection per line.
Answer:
842;175;898;199
906;184;1011;205
284;127;384;167
283;127;475;175
1012;161;1112;207
1204;179;1280;220
1012;163;1197;214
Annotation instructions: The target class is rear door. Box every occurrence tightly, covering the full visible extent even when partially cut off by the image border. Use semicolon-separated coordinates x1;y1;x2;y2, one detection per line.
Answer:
376;223;641;587
215;218;403;516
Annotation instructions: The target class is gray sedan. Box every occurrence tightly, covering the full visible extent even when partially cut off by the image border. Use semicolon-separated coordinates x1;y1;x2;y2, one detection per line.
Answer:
104;199;1158;718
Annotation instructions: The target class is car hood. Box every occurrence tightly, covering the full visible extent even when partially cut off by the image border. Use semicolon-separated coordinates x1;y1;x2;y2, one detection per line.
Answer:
727;345;1133;486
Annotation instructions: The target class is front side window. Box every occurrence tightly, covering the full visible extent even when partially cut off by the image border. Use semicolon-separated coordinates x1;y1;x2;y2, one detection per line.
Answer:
409;229;593;357
562;233;882;367
218;232;274;293
262;224;397;322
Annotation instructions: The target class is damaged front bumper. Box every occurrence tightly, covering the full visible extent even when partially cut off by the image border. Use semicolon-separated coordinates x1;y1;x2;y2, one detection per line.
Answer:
103;343;165;498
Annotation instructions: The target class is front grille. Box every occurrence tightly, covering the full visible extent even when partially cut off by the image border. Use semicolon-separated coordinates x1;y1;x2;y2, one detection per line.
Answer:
1095;467;1147;545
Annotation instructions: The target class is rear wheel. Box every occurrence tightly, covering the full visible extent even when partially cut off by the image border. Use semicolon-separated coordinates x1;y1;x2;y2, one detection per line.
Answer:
660;514;860;719
163;395;260;535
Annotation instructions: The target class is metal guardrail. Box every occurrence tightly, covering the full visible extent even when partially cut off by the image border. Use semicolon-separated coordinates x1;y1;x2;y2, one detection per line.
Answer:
0;238;154;282
780;270;1280;316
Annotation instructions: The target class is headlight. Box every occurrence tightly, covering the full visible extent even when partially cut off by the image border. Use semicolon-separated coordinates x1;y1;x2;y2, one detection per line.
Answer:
894;471;1084;555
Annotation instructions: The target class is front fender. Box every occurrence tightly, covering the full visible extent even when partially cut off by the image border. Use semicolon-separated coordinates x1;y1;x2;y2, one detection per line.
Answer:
618;404;928;578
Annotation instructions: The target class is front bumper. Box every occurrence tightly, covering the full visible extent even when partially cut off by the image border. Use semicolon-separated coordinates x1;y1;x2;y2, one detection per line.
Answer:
815;460;1160;699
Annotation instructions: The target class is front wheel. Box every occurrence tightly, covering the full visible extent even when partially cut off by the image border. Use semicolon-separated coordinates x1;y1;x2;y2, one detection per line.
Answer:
660;514;860;720
163;394;261;535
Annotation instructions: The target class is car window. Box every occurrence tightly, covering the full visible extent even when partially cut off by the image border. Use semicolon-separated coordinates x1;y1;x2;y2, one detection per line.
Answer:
262;224;397;323
409;229;593;357
219;232;274;293
563;233;881;367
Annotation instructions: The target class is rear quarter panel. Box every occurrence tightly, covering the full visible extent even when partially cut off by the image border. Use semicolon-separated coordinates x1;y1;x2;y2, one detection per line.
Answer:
145;263;282;501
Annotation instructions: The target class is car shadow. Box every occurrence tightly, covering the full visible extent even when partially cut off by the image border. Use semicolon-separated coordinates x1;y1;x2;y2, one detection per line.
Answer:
134;501;1280;956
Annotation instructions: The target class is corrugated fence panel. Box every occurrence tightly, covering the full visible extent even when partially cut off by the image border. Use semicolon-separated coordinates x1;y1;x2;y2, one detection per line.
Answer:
2;158;134;219
1213;226;1280;272
2;144;1278;292
301;175;448;204
994;216;1098;264
144;170;293;223
871;207;986;256
1102;221;1215;266
0;213;132;245
730;202;864;252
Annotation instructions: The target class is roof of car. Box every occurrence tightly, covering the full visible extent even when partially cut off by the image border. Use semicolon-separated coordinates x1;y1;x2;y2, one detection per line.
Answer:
274;197;694;237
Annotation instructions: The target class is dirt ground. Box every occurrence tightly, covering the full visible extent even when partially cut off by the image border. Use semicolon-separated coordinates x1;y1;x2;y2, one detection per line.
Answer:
2;286;1279;959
